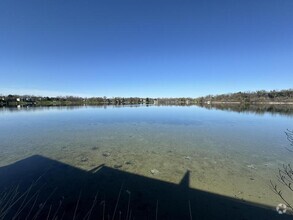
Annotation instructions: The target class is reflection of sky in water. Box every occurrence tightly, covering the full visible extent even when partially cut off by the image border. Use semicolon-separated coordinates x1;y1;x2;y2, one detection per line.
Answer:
0;106;291;173
0;106;292;157
1;105;293;207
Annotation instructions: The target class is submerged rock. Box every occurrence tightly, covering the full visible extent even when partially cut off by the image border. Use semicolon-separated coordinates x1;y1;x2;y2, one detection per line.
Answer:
125;161;134;165
150;169;159;175
247;164;256;170
80;157;88;162
91;146;99;150
102;152;111;157
114;164;123;169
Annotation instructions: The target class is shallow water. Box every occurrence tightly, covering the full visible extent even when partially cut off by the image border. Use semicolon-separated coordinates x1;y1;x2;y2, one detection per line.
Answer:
0;105;293;212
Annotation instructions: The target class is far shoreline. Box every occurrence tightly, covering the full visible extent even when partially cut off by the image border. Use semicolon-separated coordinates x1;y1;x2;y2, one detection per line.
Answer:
204;101;293;105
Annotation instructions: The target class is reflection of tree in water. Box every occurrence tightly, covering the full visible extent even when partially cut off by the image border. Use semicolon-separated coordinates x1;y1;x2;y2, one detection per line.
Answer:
198;104;293;117
270;130;293;212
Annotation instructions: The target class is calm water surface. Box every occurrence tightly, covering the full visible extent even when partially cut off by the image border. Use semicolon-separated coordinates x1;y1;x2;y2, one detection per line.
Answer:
0;105;293;210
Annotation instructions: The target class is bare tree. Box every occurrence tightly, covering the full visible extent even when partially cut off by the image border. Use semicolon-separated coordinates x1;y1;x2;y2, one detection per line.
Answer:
270;130;293;211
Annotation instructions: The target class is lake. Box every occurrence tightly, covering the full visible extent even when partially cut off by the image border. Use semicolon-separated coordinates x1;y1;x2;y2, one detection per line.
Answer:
0;105;292;219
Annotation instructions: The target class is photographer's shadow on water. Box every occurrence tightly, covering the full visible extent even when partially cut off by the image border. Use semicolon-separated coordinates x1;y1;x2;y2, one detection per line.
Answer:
0;155;290;220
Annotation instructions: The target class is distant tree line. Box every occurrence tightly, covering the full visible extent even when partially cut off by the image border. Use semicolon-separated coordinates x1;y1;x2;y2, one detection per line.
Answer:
196;89;293;104
2;89;293;107
0;95;197;107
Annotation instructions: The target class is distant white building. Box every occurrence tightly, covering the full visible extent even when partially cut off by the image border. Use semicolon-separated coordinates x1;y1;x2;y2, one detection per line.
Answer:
16;98;20;102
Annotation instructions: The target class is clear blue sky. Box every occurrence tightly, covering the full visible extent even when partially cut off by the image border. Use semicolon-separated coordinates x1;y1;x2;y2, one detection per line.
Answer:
0;0;292;98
